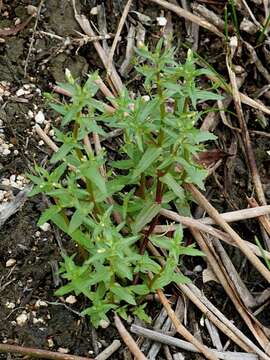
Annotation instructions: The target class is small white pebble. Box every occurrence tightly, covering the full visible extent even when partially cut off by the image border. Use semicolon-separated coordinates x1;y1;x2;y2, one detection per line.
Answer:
156;16;167;26
16;88;25;97
13;149;19;155
142;95;150;102
2;179;10;186
6;258;16;267
10;174;16;182
16;313;28;326
99;319;110;329
39;222;51;232
35;299;48;308
38;140;44;146
33;317;45;324
90;6;99;15
27;5;37;15
5;301;16;309
35;231;41;237
2;148;11;155
35;111;45;124
193;265;203;273
48;338;54;348
28;110;34;119
65;295;77;304
49;129;54;137
58;348;69;354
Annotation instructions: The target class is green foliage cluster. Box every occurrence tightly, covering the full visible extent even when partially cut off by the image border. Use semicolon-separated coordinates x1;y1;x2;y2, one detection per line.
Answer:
29;41;220;327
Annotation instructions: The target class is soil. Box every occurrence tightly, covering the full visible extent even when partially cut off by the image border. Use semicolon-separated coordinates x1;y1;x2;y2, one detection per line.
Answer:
0;0;269;359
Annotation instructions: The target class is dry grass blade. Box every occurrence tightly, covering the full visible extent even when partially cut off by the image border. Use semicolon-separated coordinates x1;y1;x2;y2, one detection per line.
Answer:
226;38;267;207
130;324;259;360
35;124;59;152
107;0;133;76
247;197;270;237
190;230;270;350
185;183;270;283
157;289;219;360
95;340;121;360
114;314;147;360
149;0;224;37
71;0;123;94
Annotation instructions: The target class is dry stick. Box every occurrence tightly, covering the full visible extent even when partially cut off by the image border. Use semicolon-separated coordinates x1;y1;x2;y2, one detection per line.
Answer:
190;230;270;350
240;93;270;115
107;0;133;76
203;69;270;116
131;325;259;360
148;243;270;360
162;205;270;227
72;0;123;94
149;0;224;37
95;340;121;360
35;124;59;152
191;3;226;30
185;183;270;283
157;289;219;360
24;0;44;76
212;237;257;308
226;42;267;208
247;197;270;237
158;208;270;260
0;343;93;360
114;314;147;360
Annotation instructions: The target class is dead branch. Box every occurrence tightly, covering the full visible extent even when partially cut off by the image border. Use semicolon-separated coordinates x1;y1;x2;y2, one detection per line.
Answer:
149;0;224;37
114;314;147;360
185;183;270;283
157;289;219;360
0;343;93;360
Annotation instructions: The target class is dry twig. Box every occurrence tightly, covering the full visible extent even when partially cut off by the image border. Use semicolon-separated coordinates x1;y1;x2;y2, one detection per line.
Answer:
149;0;224;37
157;289;219;360
114;314;147;360
107;0;133;76
0;343;93;360
185;183;270;283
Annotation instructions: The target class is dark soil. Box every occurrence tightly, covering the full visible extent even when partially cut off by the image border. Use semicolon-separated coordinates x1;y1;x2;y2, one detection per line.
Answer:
0;0;269;359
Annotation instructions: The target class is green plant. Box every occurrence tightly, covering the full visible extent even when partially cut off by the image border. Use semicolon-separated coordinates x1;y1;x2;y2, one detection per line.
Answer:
29;41;221;327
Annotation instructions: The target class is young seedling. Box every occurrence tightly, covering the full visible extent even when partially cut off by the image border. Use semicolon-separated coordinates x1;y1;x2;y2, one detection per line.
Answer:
29;40;221;327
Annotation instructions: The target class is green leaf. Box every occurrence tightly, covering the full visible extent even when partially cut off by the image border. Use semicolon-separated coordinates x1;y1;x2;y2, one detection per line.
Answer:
51;143;74;163
171;272;191;284
132;146;162;179
38;205;61;226
150;235;172;251
160;173;184;199
132;202;161;233
81;163;107;194
111;284;136;305
68;209;84;234
128;284;150;295
133;304;152;324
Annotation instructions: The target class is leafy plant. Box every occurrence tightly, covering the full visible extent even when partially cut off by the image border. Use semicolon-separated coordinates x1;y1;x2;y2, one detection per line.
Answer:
29;41;220;327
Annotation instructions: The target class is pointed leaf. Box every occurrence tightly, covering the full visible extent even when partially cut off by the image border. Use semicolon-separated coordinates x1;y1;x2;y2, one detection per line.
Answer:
111;284;136;305
132;147;162;179
81;164;107;194
38;205;61;226
132;202;161;233
160;173;184;199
